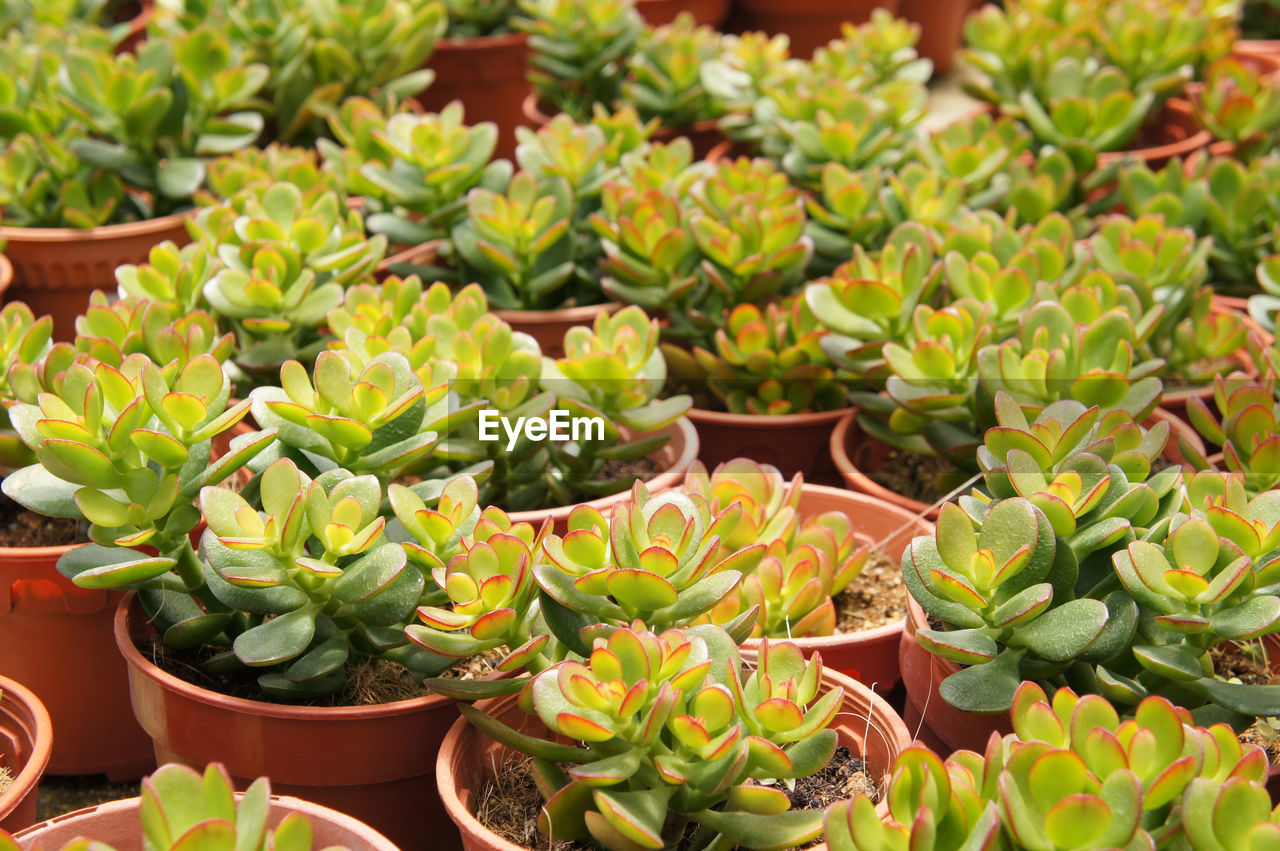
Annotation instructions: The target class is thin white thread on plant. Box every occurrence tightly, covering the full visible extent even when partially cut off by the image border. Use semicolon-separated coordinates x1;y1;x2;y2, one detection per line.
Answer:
831;706;893;791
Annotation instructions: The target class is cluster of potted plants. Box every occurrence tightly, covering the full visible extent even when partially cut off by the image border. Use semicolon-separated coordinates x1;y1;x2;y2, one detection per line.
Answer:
3;0;1280;850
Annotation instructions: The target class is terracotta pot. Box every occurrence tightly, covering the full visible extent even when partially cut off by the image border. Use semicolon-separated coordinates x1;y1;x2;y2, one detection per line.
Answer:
689;406;854;481
742;485;934;693
0;676;53;834
899;595;1013;755
899;0;970;75
493;302;622;359
1158;300;1261;424
437;668;911;851
1238;40;1280;62
1148;406;1206;468
0;213;191;341
831;412;943;522
9;794;399;850
731;0;898;59
637;0;730;26
1096;99;1211;171
375;239;442;280
114;593;476;851
521;96;727;159
115;1;151;54
418;33;531;161
0;253;12;300
506;417;700;533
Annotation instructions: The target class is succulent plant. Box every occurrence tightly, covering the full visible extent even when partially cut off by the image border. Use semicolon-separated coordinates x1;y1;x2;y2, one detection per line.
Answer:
824;680;1274;851
192;183;387;383
621;13;721;129
811;10;933;87
667;297;848;416
1181;376;1280;495
460;625;843;851
516;0;644;121
441;0;520;37
0;303;55;474
114;240;220;315
0;762;343;851
200;143;344;207
1;353;274;608
1192;57;1280;161
73;291;234;371
449;169;579;310
700;30;791;144
802;164;891;275
908;112;1032;207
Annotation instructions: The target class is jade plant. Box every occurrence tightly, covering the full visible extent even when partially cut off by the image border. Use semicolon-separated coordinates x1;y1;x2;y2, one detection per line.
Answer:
621;13;721;130
147;0;446;143
1180;375;1280;496
458;625;844;851
73;291;234;371
1;353;276;630
0;762;345;851
1191;57;1280;162
0;302;55;474
684;459;871;639
441;0;520;36
516;0;644;121
824;681;1274;851
904;390;1280;722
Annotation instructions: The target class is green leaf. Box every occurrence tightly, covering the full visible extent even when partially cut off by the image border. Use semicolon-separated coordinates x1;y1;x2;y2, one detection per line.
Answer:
692;808;826;850
58;544;177;589
156;158;206;200
233;605;319;667
938;647;1024;713
457;703;591;763
1017;598;1108;662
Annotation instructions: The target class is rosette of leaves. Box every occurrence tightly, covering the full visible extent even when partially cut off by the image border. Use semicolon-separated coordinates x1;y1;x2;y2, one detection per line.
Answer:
193;183;387;383
810;9;933;87
0;303;54;474
699;30;791;144
1094;0;1231;91
197;457;444;697
450;170;579;310
199;143;343;207
73;291;234;371
1192;57;1280;162
621;13;721;130
56;27;268;216
804;222;941;383
1180;376;1280;496
755;68;926;190
824;681;1274;851
2;353;275;631
114;240;220;315
341;103;506;248
909;112;1032;208
247;347;464;494
803;164;891;275
666;297;848;416
458;626;842;851
0;762;338;851
960;0;1096;109
516;0;644;121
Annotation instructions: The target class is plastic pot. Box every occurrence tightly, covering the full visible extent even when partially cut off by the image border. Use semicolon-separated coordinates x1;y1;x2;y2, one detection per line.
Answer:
506;417;700;533
637;0;730;26
114;593;483;850
9;793;399;850
741;485;934;693
0;676;53;835
0;213;191;341
492;302;622;358
730;0;897;59
418;33;531;161
521;96;727;159
1096;98;1212;171
687;406;854;481
899;0;970;75
114;1;151;54
437;668;911;851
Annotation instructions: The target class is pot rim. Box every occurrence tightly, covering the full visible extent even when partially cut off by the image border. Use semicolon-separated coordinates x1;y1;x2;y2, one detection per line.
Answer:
114;591;459;720
492;301;622;324
1158;300;1260;405
520;94;720;138
435;30;529;49
0;675;54;820
1097;98;1212;168
10;792;399;849
506;416;700;526
686;404;855;428
0;210;191;243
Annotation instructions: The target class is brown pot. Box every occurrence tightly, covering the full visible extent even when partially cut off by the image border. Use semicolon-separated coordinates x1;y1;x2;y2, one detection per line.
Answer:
899;595;1012;755
493;302;622;359
520;96;727;159
831;412;943;522
9;793;399;850
899;0;970;75
1096;99;1211;171
731;0;899;59
506;417;700;533
418;33;531;162
375;239;441;280
0;213;191;341
638;0;730;25
0;676;53;835
0;544;154;780
1148;406;1206;467
437;668;911;851
0;253;12;299
689;406;854;482
114;589;465;851
742;485;934;693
